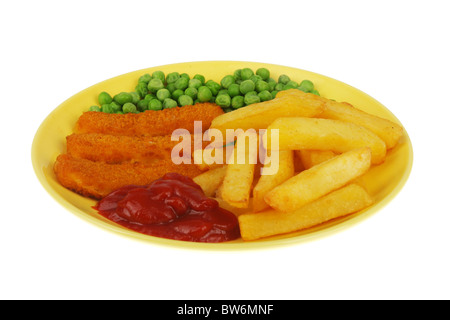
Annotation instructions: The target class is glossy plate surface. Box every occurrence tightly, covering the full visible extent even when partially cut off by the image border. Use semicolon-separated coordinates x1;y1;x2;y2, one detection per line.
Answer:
31;61;413;250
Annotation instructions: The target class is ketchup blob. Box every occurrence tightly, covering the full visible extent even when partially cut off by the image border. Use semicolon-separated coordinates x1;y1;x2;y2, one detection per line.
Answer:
93;172;240;243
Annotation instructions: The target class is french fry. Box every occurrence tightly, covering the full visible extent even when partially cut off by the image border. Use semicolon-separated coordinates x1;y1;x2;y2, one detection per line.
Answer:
216;162;262;200
278;89;403;149
215;180;225;199
221;132;258;208
193;166;227;197
297;150;337;169
209;93;325;138
252;150;295;212
239;184;373;241
264;117;386;164
323;100;403;149
193;145;228;171
265;147;372;212
293;150;305;173
215;197;254;217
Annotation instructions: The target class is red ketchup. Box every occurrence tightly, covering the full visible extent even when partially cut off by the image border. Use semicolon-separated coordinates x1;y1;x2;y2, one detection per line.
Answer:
93;173;240;243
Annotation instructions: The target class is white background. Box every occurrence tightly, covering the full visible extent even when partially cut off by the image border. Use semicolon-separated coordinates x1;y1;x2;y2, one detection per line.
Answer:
1;0;449;300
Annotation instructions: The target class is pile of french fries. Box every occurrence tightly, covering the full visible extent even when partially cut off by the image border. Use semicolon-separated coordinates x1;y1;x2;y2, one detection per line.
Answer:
193;89;404;241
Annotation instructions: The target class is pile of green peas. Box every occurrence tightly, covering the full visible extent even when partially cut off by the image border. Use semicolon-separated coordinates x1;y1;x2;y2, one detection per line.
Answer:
89;68;320;114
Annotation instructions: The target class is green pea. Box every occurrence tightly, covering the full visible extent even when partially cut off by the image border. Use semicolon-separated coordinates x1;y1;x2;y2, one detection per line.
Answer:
138;73;152;84
244;91;260;105
218;89;228;96
275;83;285;91
278;74;290;85
174;77;189;91
152;71;165;83
258;90;272;102
166;72;180;84
116;111;124;115
122;102;137;114
148;99;163;111
89;105;101;112
286;80;299;88
156;88;171;101
250;75;262;84
198;86;213;102
271;90;279;99
166;83;176;93
180;73;190;81
239;80;255;94
178;95;194;107
223;107;234;113
234;69;242;80
311;89;320;96
221;75;235;89
193;74;205;85
256;68;270;81
255;80;270;93
227;83;240;97
113;92;133;105
185;87;198;100
98;92;113;105
267;78;277;91
189;78;202;89
135;82;148;98
102;104;114;113
144;93;156;101
110;101;122;112
172;89;184;102
231;95;245;109
205;80;221;96
298;80;314;93
163;99;176;110
137;99;149;112
284;83;298;90
194;99;200;104
109;102;121;113
147;78;164;93
241;68;254;80
130;92;140;104
215;94;231;108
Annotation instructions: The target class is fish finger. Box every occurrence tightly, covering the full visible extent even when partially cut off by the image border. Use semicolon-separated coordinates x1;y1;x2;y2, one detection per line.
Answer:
74;103;224;136
67;133;179;164
54;154;204;199
66;132;211;165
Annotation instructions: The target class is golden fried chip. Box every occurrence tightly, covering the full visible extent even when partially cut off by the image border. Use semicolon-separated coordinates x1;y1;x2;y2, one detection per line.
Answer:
265;147;372;212
239;184;373;241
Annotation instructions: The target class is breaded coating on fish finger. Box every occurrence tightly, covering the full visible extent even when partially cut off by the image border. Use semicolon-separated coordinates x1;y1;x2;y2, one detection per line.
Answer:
67;133;182;164
74;103;224;136
54;154;204;199
67;133;210;165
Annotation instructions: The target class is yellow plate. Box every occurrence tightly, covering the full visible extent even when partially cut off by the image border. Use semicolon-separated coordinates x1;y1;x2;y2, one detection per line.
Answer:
31;61;413;250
